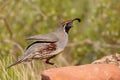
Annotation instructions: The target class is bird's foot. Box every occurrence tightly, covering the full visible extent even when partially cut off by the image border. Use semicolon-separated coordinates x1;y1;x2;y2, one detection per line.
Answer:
53;64;59;68
45;60;59;68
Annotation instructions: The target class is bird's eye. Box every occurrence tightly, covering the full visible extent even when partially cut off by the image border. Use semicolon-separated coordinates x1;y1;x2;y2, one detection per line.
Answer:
67;23;72;27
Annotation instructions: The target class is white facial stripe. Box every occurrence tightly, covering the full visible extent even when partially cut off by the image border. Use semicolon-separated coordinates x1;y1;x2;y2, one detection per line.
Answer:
63;23;67;33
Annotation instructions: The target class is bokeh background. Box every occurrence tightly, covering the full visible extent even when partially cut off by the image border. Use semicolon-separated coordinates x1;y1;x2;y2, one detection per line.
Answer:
0;0;120;80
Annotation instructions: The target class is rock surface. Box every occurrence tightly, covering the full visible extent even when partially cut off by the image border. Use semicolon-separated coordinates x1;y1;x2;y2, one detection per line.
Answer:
41;64;120;80
92;53;120;68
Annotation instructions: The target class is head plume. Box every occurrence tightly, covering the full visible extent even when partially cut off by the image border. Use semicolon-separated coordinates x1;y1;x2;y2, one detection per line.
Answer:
61;18;81;33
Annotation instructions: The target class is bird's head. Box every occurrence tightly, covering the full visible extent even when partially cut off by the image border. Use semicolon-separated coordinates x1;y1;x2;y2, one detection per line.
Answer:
61;18;81;33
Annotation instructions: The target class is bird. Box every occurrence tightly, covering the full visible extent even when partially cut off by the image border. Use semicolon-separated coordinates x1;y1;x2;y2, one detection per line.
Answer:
7;18;81;68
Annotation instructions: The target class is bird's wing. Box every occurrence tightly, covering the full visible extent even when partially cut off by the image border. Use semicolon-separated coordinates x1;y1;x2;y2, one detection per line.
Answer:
26;33;58;42
7;42;57;68
22;42;57;62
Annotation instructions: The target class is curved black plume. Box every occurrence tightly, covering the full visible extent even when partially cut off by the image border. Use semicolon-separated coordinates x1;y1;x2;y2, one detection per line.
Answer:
72;18;81;22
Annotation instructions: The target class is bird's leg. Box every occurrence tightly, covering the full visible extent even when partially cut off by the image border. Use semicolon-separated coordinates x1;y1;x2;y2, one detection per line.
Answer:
45;59;54;65
45;58;58;68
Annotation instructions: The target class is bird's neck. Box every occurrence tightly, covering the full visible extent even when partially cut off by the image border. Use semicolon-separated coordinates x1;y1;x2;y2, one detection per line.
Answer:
65;26;71;33
56;27;68;38
57;26;70;34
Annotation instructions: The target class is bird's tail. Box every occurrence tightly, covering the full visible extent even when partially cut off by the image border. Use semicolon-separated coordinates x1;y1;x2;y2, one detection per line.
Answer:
7;59;23;69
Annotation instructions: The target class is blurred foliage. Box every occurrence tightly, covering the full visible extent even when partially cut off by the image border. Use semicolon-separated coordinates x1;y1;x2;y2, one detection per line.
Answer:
0;0;120;80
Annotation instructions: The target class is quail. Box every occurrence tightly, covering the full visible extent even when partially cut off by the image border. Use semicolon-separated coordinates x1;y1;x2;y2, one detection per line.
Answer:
7;18;81;68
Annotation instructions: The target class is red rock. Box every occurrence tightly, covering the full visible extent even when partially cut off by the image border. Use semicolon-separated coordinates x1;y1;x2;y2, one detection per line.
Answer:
41;64;120;80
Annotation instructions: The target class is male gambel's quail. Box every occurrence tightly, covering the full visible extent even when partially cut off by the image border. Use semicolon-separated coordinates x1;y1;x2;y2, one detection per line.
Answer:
7;18;81;68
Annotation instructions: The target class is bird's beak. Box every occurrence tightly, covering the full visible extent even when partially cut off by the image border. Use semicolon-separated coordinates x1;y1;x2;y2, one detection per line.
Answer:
61;18;81;28
62;18;81;33
67;18;81;27
72;18;81;23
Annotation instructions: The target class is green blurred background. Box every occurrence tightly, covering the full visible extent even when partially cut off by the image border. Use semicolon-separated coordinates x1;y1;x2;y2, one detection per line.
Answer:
0;0;120;80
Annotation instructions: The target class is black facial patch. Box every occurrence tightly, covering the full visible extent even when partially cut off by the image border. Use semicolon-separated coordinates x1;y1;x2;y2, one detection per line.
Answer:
65;25;71;33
